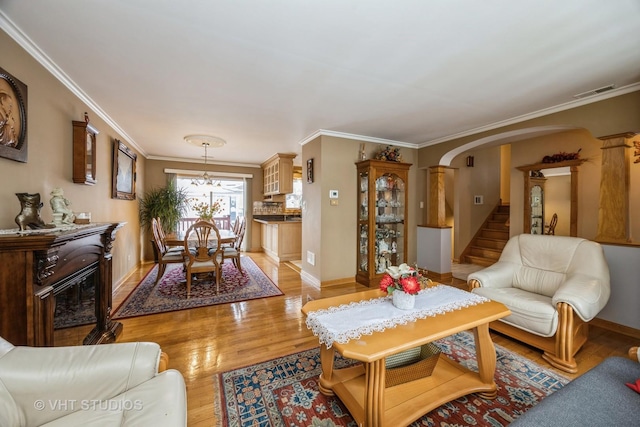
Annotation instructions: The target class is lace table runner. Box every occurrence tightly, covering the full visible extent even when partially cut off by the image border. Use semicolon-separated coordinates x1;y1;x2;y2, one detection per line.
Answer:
305;285;489;348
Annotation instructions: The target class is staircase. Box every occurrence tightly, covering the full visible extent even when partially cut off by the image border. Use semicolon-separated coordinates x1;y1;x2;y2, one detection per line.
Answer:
462;204;510;267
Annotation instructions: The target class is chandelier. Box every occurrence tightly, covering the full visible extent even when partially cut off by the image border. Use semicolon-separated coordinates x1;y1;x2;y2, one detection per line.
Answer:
185;135;226;186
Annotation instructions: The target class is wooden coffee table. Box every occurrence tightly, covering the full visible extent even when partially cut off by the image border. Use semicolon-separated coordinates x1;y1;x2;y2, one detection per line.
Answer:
302;288;510;427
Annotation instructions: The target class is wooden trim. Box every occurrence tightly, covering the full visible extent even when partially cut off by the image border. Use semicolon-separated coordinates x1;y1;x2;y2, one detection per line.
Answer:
591;317;640;340
158;351;169;372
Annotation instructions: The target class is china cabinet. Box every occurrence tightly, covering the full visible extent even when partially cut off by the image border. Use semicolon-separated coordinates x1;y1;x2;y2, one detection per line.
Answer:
356;159;411;287
530;177;545;235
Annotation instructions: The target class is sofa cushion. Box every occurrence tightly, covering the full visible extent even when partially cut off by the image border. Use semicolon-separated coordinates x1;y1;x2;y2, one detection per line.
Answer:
511;357;640;426
513;265;565;297
39;370;186;426
472;287;558;337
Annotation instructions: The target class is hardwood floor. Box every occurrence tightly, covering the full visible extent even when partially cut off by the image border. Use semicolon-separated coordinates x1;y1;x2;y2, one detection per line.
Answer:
60;252;637;426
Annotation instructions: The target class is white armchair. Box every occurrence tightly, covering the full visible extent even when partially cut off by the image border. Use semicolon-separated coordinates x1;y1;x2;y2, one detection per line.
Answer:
468;234;610;373
0;337;186;426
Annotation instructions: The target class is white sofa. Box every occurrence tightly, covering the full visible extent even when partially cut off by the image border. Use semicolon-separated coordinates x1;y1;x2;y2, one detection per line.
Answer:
0;337;186;426
468;234;610;373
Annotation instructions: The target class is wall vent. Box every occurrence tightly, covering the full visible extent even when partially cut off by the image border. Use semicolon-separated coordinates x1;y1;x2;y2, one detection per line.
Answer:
573;84;616;99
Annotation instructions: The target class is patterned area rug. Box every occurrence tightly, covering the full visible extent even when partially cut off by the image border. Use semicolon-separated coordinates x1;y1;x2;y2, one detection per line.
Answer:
215;331;568;426
113;256;283;319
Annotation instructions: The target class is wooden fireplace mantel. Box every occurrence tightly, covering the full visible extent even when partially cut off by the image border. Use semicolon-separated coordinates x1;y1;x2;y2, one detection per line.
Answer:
0;222;124;346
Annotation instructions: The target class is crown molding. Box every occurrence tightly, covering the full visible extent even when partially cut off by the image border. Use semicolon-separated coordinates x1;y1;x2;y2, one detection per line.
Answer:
298;129;417;149
418;83;640;148
147;155;261;169
0;10;147;157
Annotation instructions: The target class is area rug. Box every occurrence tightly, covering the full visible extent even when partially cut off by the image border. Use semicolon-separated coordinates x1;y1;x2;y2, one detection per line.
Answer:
214;331;568;426
112;256;283;319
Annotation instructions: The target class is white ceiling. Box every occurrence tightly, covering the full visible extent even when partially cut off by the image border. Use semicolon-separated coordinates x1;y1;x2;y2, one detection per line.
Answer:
1;0;639;167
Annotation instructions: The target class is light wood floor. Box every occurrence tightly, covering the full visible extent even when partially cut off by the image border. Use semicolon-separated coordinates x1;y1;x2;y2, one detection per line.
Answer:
58;252;637;426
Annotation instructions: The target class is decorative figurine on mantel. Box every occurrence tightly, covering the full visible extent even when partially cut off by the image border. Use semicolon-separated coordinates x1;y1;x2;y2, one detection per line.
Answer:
15;193;54;231
49;187;75;225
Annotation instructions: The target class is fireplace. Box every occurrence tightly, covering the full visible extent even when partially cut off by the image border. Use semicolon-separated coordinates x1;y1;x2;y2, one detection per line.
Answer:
0;223;124;346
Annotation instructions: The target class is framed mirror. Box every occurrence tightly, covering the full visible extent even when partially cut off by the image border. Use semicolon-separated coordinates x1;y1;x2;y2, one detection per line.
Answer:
112;139;137;200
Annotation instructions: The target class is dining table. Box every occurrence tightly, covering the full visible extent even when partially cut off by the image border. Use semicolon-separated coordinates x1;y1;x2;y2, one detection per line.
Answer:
164;229;236;248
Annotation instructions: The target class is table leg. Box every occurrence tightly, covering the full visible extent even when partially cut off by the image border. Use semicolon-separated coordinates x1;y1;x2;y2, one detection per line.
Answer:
473;323;498;399
364;359;385;427
318;344;336;395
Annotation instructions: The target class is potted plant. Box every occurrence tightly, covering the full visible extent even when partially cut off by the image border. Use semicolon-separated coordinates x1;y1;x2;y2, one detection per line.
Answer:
139;182;190;234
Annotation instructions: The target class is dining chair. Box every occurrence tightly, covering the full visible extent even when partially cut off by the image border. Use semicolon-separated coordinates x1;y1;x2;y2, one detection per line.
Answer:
151;218;185;285
156;217;185;253
222;216;246;274
183;220;223;295
546;213;558;235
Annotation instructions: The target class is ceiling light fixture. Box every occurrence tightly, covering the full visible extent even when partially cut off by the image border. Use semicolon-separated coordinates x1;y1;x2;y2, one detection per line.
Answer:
185;135;226;186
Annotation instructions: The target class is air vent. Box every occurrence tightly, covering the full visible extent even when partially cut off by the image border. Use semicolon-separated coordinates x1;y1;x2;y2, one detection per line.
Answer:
573;84;616;99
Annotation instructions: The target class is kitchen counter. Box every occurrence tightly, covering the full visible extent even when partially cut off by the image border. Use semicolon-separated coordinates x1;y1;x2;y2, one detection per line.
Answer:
254;218;302;262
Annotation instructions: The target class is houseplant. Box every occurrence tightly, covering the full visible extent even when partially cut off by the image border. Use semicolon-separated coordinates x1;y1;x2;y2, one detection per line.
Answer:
138;182;190;234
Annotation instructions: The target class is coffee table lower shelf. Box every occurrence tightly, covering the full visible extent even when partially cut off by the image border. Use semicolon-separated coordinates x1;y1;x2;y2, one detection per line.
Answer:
326;354;497;427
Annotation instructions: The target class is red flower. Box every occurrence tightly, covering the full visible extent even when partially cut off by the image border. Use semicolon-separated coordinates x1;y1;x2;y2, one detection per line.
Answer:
400;276;420;295
379;274;394;292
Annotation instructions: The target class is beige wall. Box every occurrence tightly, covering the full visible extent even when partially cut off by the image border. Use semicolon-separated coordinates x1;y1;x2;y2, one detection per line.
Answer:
302;136;419;285
509;129;603;239
419;91;640;251
0;30;143;284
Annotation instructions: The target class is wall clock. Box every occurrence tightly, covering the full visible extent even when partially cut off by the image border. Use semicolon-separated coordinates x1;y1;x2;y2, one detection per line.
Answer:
72;113;99;185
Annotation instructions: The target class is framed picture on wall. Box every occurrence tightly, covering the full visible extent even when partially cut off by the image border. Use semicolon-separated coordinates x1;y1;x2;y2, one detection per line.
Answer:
112;139;137;200
0;66;28;163
307;158;314;183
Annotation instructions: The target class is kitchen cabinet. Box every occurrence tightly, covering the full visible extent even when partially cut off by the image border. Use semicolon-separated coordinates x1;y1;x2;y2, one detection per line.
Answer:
356;159;412;287
255;219;301;262
262;153;296;196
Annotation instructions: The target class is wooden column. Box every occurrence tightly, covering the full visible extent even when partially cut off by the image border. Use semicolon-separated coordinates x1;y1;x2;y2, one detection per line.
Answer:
595;132;635;243
428;165;447;227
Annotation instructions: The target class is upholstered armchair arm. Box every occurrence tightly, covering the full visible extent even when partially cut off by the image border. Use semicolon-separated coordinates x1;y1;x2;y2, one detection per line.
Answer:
0;340;161;426
467;261;519;289
552;274;610;322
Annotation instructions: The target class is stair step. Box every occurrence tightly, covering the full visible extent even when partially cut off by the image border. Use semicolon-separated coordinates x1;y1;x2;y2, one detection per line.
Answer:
491;213;510;222
485;221;509;230
465;255;496;267
475;237;507;250
480;229;509;239
470;246;502;260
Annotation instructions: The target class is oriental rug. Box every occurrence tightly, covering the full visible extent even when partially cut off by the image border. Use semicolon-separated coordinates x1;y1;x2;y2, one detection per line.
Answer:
112;256;283;319
214;331;568;426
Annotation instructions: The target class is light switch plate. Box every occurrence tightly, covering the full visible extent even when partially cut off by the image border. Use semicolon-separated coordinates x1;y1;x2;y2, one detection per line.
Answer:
329;190;339;198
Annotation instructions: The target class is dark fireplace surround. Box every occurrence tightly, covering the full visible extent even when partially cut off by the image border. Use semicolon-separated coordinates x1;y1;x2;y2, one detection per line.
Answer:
0;223;124;346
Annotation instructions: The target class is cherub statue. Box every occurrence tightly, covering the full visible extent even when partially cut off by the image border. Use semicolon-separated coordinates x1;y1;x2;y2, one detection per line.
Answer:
49;188;75;224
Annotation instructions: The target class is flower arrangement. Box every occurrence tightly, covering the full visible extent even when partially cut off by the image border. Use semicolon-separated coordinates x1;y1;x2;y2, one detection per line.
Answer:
191;199;222;220
379;263;424;295
374;145;403;162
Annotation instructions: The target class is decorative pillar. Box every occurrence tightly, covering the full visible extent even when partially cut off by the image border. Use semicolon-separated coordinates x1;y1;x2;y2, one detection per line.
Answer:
428;165;447;227
595;132;635;243
421;165;451;280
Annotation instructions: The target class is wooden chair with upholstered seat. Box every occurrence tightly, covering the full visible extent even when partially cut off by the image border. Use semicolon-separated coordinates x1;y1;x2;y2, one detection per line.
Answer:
183;220;223;295
222;216;246;274
151;217;185;285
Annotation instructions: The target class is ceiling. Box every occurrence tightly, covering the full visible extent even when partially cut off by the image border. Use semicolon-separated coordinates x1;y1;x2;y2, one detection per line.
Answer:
1;0;639;167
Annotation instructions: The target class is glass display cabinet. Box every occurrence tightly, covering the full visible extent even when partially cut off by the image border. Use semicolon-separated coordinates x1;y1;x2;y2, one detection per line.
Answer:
356;159;411;287
530;177;545;235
